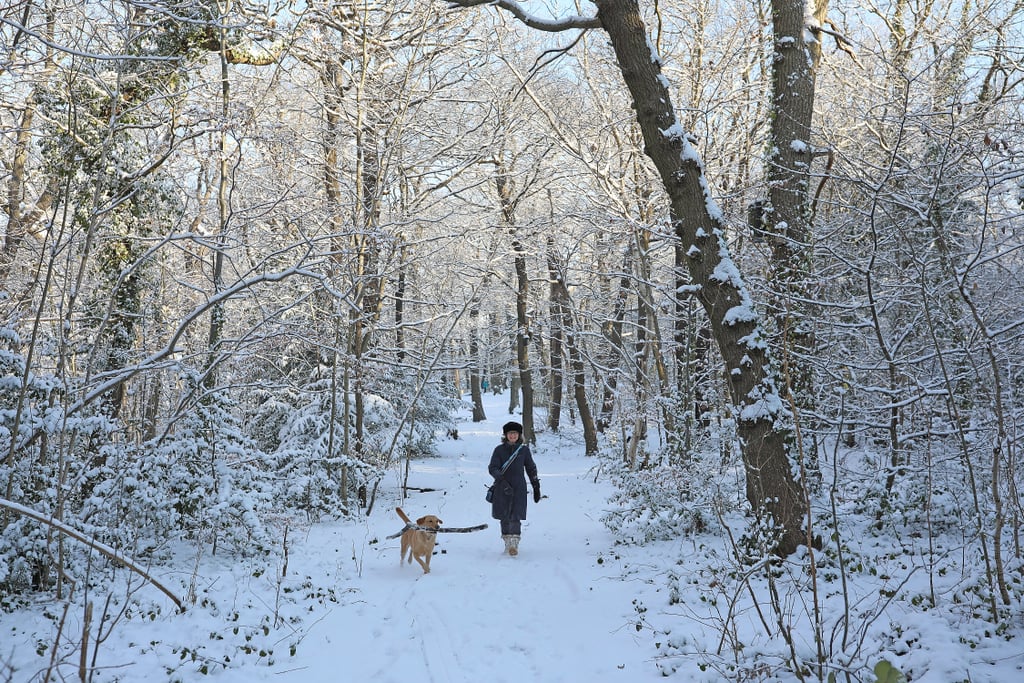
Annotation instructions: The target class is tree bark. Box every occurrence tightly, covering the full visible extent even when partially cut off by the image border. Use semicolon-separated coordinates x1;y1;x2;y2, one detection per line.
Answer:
550;258;599;455
512;240;535;443
203;25;232;394
761;0;829;415
597;248;631;433
2;100;56;286
469;298;487;421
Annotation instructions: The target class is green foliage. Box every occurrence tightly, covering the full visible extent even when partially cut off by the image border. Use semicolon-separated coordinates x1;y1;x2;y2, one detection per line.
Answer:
30;10;183;424
872;659;907;683
144;1;239;63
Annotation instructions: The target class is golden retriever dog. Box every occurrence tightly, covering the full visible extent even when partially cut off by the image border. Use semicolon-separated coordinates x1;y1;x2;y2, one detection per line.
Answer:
396;507;442;574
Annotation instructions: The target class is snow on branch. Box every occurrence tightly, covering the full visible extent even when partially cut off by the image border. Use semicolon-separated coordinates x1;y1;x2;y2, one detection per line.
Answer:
0;498;185;612
446;0;602;32
0;14;180;62
16;265;338;455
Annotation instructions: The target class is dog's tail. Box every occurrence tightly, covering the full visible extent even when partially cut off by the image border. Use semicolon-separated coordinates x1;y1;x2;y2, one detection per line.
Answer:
395;506;412;524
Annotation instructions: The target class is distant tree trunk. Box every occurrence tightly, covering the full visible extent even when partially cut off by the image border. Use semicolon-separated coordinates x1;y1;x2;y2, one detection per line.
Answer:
568;332;598;454
532;321;551;397
691;309;714;426
489;312;508;396
469;302;486;421
468;239;502;422
598;247;631;432
508;330;521;414
395;241;407;363
494;162;534;442
633;225;675;441
670;245;704;455
633;257;649;446
549;257;598;455
547;236;565;431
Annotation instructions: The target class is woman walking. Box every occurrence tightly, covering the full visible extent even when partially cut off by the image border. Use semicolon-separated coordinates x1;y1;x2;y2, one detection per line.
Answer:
488;421;540;556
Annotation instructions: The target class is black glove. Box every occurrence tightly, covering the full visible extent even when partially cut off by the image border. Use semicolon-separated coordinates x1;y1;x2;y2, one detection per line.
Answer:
532;478;541;503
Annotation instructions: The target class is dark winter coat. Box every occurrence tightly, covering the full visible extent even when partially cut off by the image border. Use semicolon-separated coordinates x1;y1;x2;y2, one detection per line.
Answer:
488;439;538;521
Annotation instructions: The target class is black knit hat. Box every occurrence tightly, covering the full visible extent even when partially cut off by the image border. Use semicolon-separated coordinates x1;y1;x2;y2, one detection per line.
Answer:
502;421;523;435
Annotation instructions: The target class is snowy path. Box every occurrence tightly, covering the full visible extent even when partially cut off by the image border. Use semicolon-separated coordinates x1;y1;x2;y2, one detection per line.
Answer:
258;393;663;683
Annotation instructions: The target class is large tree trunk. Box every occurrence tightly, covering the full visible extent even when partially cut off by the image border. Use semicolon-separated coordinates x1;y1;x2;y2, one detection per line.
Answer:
512;239;535;442
764;0;825;286
593;0;807;554
552;262;599;455
761;0;829;424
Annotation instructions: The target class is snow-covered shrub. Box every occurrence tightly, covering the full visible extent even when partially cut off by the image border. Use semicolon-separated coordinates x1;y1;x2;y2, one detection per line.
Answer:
143;385;274;555
263;379;383;519
0;325;121;597
252;365;457;518
601;413;743;544
373;367;460;459
247;387;297;454
79;444;182;557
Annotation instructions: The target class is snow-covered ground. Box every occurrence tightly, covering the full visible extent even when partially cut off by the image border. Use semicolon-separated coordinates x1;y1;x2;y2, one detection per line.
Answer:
241;397;663;683
3;391;1022;682
2;392;666;682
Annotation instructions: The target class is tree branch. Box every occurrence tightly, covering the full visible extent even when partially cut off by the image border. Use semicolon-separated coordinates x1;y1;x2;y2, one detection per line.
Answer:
446;0;601;31
0;498;185;612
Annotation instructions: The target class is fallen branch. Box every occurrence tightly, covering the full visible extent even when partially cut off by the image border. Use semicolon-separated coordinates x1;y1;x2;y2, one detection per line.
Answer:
386;523;489;540
0;498;185;612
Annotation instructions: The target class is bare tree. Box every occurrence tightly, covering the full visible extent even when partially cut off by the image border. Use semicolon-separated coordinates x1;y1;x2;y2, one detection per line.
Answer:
547;239;599;454
493;155;538;442
448;0;808;553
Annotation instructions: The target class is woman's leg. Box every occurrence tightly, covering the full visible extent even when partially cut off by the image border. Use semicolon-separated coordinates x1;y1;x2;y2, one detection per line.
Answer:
500;519;512;553
506;519;522;556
